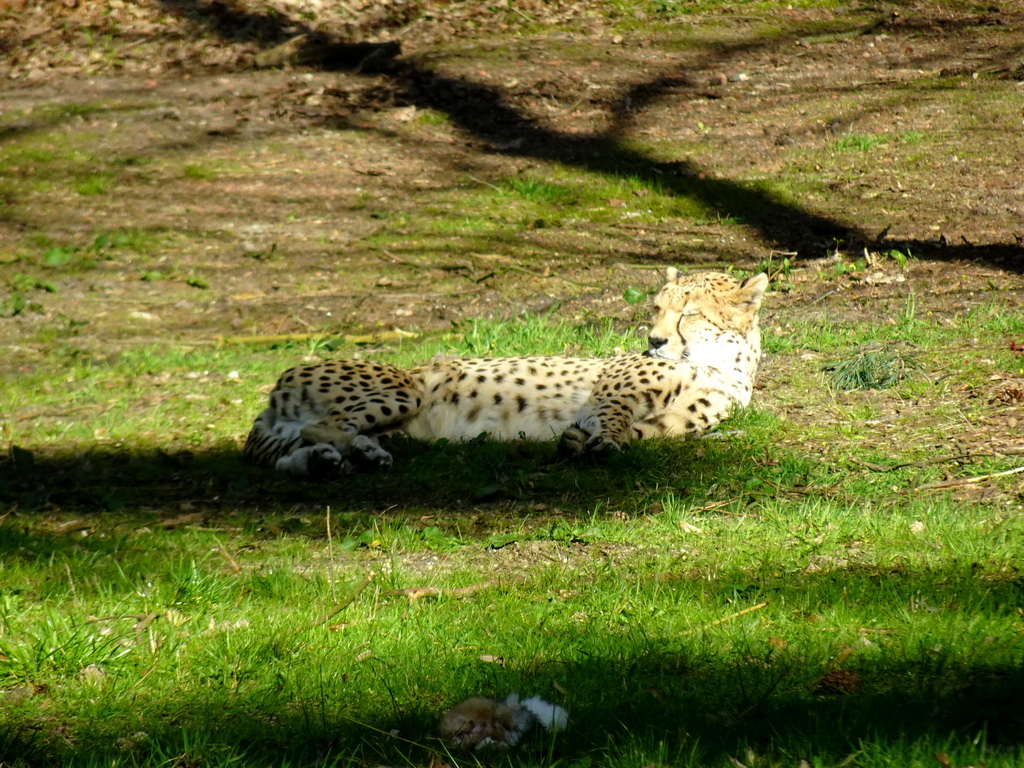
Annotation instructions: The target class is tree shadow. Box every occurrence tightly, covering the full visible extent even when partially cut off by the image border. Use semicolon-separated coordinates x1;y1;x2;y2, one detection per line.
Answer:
149;0;1024;272
370;65;856;252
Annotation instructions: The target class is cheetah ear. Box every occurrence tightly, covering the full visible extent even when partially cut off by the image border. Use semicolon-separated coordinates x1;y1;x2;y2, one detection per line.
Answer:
665;267;680;282
737;273;769;307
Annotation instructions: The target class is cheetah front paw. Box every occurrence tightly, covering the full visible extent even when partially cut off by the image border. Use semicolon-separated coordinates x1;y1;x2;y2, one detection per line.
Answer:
558;427;626;457
558;414;626;457
557;425;588;457
584;432;627;454
558;413;598;457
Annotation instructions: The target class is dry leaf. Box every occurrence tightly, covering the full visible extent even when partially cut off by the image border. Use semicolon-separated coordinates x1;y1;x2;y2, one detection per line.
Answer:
53;519;92;535
161;512;205;528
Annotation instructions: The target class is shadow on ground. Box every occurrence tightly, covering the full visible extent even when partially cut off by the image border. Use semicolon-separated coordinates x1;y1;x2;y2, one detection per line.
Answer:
0;432;767;518
0;539;1020;765
148;0;1024;272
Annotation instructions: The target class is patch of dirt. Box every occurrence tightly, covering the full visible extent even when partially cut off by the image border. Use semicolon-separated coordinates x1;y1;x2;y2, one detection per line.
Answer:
2;2;1023;340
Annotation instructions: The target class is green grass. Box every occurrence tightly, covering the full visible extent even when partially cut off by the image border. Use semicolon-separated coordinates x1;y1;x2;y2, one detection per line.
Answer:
500;177;574;202
831;133;887;153
183;163;219;180
2;306;1023;767
73;171;115;196
2;229;166;282
0;494;1021;767
0;131;125;195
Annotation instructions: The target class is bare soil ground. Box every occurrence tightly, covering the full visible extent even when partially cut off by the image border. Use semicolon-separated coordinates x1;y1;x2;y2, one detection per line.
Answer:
1;1;1023;477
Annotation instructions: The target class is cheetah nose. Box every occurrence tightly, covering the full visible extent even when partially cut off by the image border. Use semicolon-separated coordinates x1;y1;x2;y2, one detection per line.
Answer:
647;335;668;350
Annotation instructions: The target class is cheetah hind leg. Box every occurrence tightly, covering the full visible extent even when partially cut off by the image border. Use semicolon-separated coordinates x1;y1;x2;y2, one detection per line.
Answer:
276;436;393;479
275;422;394;479
276;443;354;480
301;423;393;472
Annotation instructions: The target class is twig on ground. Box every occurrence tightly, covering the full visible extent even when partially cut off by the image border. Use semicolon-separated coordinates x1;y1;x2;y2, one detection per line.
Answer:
134;611;161;634
764;250;799;282
227;289;481;302
613;262;681;271
15;403;108;422
124;662;160;695
814;626;897;635
385;579;499;601
754;474;817;496
812;288;840;305
611;222;698;234
798;11;897;46
687;497;747;515
218;329;418;346
86;612;152;623
916;465;1024;492
216;539;242;575
336;712;433;750
851;447;1024;473
683;602;768;635
379;250;472;274
65;562;78;603
467;174;503;192
468;253;603;288
307;572;375;629
161;511;205;528
326;506;337;604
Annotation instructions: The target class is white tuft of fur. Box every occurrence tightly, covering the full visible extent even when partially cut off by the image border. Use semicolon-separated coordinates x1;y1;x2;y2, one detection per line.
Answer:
520;696;569;731
501;693;536;742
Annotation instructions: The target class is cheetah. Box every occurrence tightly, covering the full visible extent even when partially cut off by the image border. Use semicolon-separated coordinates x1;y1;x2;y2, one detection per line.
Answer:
244;269;769;478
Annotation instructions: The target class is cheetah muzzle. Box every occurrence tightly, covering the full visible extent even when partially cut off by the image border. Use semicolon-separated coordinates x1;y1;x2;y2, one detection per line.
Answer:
244;269;769;478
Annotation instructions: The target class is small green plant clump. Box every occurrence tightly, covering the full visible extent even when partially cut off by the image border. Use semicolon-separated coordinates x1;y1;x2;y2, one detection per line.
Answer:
826;344;919;390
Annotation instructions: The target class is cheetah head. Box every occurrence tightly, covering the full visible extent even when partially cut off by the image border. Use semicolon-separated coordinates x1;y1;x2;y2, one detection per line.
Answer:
646;269;769;364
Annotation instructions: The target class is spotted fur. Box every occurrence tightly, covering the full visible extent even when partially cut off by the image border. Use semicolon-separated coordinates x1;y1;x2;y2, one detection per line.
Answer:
244;269;768;477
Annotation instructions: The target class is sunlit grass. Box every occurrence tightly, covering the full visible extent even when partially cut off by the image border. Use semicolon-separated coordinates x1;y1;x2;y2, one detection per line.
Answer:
1;485;1021;766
